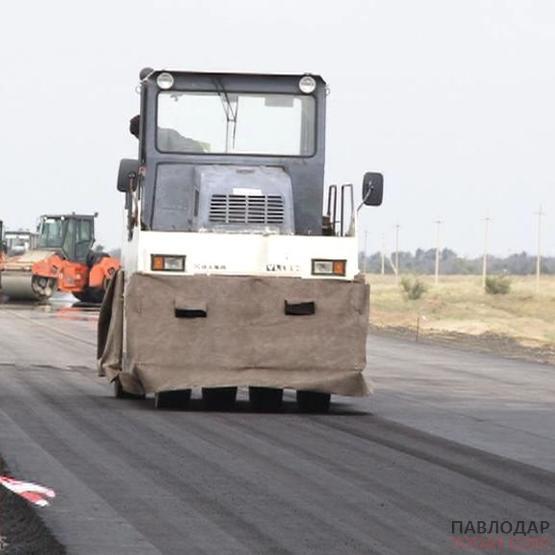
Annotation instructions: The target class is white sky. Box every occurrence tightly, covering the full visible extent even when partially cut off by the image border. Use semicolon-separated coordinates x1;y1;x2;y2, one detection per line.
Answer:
0;0;553;256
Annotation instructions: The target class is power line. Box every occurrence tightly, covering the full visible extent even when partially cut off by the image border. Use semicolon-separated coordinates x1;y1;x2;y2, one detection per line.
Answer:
482;215;492;290
434;220;442;285
395;224;400;282
381;234;385;275
535;205;545;293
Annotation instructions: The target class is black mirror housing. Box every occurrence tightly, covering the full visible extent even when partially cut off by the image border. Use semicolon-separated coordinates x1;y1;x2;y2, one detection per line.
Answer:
117;159;139;192
362;172;384;206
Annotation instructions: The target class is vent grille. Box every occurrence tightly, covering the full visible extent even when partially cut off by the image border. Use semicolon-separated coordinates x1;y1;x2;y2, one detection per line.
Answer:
209;194;285;225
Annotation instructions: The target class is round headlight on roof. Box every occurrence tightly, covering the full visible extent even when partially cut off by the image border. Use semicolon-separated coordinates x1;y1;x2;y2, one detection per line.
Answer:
299;75;316;94
157;72;174;90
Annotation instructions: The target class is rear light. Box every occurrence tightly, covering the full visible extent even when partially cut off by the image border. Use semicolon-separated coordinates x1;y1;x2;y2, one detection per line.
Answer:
311;259;346;276
151;255;185;272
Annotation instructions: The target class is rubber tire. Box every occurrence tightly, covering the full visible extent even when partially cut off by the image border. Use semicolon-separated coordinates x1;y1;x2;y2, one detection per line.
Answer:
87;251;110;267
296;391;331;414
249;387;283;412
154;389;192;410
202;387;237;411
113;378;145;400
73;287;105;304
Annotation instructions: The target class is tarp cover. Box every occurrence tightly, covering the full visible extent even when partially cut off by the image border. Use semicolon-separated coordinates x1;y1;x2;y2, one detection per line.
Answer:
98;271;370;396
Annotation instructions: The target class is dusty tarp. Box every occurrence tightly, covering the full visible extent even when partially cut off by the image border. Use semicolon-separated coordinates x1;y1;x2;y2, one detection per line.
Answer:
98;271;371;396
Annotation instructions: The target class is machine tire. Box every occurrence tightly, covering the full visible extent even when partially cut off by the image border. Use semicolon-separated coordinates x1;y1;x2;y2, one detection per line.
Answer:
113;377;145;400
296;391;331;414
154;389;192;410
249;387;283;412
202;387;237;411
73;287;105;304
87;251;110;267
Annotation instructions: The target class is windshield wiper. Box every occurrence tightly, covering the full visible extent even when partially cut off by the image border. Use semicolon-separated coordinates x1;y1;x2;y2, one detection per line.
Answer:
212;78;239;151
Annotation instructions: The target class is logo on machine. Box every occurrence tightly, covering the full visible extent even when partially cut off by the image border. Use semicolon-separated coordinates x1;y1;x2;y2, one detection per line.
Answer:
193;263;227;270
266;263;301;272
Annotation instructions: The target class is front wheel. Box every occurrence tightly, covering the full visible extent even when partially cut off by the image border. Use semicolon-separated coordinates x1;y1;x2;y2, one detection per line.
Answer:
296;391;331;414
154;389;192;410
249;387;283;412
73;287;105;304
202;387;237;411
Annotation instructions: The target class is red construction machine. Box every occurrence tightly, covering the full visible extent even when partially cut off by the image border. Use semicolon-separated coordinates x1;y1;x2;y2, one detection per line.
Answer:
0;220;6;272
1;213;119;303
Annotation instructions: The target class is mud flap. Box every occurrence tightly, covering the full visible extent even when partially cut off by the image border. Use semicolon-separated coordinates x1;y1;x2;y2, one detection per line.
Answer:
97;270;144;396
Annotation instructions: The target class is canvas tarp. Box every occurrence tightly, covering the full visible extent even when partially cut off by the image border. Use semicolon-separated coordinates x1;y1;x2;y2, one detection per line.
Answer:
98;271;371;396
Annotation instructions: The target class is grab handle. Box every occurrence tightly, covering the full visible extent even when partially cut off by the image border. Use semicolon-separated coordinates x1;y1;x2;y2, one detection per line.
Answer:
284;300;315;316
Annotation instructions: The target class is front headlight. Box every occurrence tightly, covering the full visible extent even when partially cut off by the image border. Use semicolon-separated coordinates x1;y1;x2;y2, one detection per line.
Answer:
151;254;185;272
311;259;346;276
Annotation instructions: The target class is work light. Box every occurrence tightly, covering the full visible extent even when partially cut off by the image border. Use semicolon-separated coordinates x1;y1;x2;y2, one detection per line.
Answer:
299;75;316;94
157;72;174;90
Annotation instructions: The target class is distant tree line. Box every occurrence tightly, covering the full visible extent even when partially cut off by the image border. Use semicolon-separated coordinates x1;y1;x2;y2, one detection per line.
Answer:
361;249;555;275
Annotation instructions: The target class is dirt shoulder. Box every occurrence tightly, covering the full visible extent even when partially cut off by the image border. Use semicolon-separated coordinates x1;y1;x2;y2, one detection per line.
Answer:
369;323;555;366
0;458;65;555
367;275;555;365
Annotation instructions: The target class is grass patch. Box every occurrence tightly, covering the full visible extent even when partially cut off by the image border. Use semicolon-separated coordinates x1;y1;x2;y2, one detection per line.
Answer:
400;276;427;300
485;275;511;295
367;274;555;349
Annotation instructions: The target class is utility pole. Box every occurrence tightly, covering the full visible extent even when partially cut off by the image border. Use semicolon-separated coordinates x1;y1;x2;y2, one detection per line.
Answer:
363;230;368;274
482;216;491;290
535;205;544;293
395;224;400;282
434;220;442;285
381;234;385;275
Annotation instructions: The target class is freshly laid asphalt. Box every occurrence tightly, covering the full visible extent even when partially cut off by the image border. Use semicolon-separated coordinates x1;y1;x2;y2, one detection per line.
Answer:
0;299;554;554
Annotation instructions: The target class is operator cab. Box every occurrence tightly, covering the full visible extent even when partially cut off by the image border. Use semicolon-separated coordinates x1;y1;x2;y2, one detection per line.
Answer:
118;69;382;240
37;215;96;263
0;221;5;255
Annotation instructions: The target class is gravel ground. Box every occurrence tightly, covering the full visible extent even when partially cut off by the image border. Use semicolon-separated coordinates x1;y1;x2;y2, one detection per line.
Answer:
0;458;65;554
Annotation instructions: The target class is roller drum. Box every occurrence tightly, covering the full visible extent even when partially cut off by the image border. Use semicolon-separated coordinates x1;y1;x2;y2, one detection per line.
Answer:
0;250;58;301
0;271;54;301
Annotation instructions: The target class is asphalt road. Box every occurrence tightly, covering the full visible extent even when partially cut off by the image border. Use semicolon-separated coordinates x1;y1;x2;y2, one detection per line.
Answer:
0;299;554;554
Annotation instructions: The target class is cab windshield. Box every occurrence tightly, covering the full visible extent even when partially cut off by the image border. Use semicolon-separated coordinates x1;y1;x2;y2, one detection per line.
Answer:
157;91;316;156
38;218;65;249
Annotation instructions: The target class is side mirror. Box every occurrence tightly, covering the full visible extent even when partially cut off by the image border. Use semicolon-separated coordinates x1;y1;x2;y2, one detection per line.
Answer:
117;159;139;192
362;172;384;206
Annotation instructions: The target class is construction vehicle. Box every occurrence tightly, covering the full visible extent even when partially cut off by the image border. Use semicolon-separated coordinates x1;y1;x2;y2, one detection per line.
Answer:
0;221;6;273
5;230;39;257
1;214;119;303
98;69;383;412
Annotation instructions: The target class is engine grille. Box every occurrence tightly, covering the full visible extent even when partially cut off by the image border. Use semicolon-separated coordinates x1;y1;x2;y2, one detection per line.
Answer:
209;194;285;225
